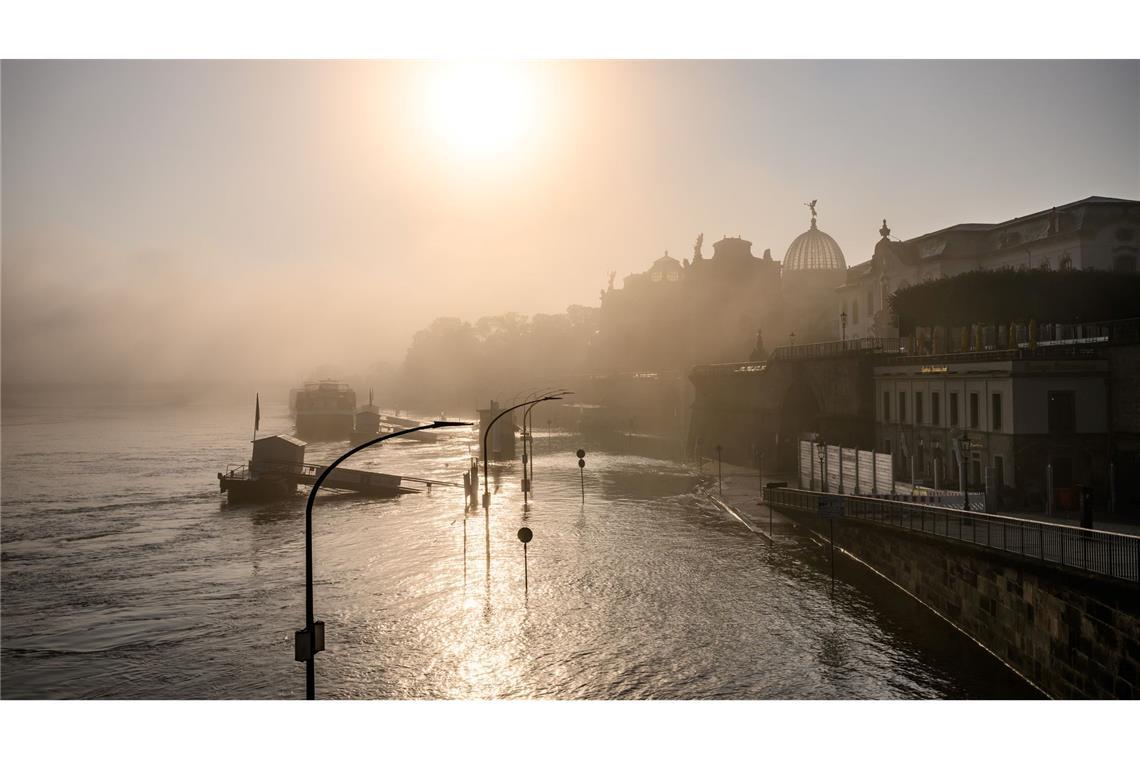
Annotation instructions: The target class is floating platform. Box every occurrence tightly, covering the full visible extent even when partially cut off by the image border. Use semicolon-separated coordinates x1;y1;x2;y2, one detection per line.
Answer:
218;461;419;502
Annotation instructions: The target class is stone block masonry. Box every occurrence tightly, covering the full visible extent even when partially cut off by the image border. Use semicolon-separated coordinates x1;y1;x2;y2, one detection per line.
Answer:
776;508;1139;699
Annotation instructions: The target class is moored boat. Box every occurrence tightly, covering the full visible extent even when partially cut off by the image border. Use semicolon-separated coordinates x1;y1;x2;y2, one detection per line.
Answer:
292;380;356;441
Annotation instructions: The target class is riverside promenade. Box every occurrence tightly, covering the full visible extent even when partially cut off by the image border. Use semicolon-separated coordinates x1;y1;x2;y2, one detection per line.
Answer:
697;457;1140;698
699;457;1140;540
695;459;792;541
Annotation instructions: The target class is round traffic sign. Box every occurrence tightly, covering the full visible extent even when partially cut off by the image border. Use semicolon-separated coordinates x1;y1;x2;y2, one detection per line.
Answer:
578;459;585;469
517;527;533;544
576;449;586;458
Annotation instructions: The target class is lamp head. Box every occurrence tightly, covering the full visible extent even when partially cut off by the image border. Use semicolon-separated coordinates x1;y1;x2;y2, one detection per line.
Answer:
431;420;473;428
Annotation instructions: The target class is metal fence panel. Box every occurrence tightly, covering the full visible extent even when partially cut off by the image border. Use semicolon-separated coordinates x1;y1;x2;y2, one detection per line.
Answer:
799;440;812;489
827;446;840;493
841;448;857;494
762;486;1139;584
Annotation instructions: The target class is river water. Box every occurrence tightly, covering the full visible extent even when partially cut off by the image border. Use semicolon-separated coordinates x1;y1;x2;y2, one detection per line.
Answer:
1;395;1036;699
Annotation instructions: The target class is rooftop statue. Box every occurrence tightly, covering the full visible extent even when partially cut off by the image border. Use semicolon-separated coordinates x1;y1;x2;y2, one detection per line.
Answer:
749;328;768;361
693;233;704;261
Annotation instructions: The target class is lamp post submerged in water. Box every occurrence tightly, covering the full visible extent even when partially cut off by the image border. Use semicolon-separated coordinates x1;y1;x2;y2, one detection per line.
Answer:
519;388;568;504
481;394;565;509
297;419;470;701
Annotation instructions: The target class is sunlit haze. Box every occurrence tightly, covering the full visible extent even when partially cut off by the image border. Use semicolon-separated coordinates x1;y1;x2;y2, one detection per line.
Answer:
3;60;1138;395
426;62;539;157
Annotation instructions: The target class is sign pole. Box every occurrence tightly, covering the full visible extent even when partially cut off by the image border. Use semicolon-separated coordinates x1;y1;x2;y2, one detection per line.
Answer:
577;449;586;504
517;527;533;594
830;517;836;595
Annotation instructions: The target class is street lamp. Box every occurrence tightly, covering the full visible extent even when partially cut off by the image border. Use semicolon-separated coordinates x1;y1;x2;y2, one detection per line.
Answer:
521;388;572;502
298;419;470;700
840;310;848;343
482;394;566;509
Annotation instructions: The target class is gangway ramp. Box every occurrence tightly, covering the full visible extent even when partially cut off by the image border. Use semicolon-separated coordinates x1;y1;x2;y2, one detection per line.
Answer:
255;461;463;498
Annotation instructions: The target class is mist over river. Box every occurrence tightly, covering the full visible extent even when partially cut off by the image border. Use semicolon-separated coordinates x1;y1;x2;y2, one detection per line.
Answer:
1;394;1036;698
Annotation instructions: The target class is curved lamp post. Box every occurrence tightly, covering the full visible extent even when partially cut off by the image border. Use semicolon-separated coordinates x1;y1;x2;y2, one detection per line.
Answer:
521;388;572;499
298;419;470;700
517;388;551;506
482;395;565;508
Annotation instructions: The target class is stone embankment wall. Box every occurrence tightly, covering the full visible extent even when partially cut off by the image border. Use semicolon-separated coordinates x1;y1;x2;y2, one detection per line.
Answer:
778;509;1139;699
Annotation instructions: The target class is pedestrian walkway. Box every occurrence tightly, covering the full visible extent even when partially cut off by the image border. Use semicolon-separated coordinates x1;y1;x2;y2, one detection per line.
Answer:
694;458;795;540
696;457;1140;582
990;509;1140;537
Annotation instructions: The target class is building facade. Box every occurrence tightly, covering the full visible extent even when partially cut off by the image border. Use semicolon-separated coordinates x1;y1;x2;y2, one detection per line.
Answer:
838;196;1140;342
592;204;848;373
874;355;1110;510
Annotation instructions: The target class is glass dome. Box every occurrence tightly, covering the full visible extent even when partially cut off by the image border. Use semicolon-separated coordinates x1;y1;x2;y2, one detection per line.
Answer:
783;219;847;271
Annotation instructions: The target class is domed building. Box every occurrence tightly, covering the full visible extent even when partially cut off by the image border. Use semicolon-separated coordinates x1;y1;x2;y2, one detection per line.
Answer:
781;200;848;342
782;200;847;290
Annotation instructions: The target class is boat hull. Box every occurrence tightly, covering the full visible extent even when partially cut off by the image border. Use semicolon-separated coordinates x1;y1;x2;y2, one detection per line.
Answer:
296;412;355;441
219;473;297;504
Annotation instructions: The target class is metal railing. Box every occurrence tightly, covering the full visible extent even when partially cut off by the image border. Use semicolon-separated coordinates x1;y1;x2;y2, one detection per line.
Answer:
770;337;890;362
242;459;460;489
690;361;768;376
764;487;1140;583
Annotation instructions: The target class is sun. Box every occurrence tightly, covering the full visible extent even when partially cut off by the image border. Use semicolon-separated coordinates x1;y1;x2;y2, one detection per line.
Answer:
427;63;536;157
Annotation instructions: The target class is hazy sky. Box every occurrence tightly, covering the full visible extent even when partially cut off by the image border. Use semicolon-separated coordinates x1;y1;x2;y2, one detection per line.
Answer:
3;60;1138;391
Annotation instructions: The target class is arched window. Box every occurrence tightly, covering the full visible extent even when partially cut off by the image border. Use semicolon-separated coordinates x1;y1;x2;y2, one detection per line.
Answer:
852;299;860;324
1114;254;1137;273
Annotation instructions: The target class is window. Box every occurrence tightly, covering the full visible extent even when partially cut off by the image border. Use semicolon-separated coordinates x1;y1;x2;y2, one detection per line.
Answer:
950;392;959;427
853;300;860;324
969;393;979;429
1114;255;1137;273
867;290;874;315
932;392;941;426
884;439;892;455
992;393;1003;431
916;392;924;425
882;390;891;422
1048;391;1076;434
899;391;907;423
993;456;1005;489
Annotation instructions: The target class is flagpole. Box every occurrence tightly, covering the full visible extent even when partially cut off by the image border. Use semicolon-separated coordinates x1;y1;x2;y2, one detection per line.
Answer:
254;393;260;442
